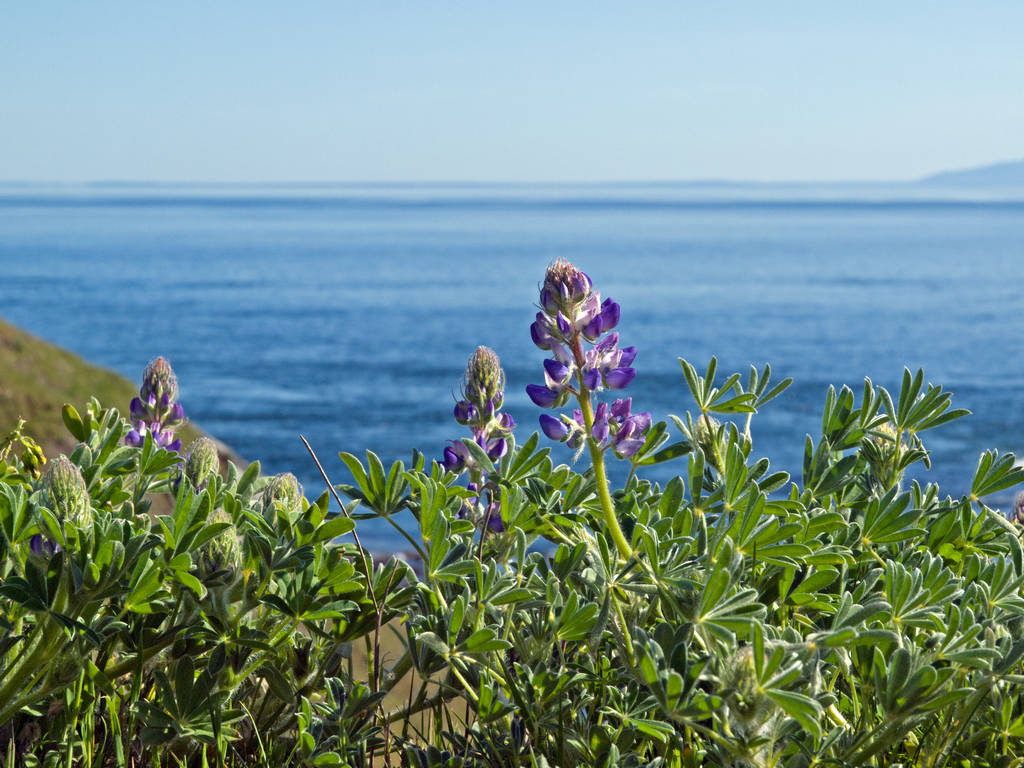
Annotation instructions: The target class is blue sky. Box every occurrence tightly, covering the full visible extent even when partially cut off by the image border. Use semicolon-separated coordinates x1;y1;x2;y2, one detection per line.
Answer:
3;2;1022;182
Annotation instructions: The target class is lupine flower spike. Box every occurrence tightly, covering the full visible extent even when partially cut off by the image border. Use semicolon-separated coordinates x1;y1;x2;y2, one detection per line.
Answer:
125;357;186;451
182;437;219;490
529;260;650;460
528;260;649;558
30;455;90;558
441;346;515;534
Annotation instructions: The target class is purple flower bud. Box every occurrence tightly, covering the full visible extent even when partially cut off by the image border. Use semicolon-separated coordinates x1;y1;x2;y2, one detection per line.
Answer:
582;368;601;391
167;402;185;423
443;444;466;472
166;438;182;453
141;357;178;404
487;438;508;460
531;313;555;350
618;346;637;368
599;299;620;332
556;312;572;337
526;384;561;408
539;414;571;441
29;534;58;558
129;397;146;421
543;358;571;386
125;429;143;447
498;412;516;431
541;260;593;308
604;367;636;390
582;314;603;341
593;399;606;442
454;400;477;425
487;510;505;533
539;288;559;315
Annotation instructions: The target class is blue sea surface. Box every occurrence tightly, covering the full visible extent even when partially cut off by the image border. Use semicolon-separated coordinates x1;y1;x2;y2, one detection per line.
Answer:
1;183;1022;551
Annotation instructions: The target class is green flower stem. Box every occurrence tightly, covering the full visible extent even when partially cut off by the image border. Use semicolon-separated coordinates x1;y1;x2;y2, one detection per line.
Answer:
577;390;632;561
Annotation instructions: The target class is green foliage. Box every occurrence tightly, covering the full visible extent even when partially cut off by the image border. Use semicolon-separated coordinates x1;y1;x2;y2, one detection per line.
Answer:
344;361;1024;767
4;356;1024;767
0;398;410;766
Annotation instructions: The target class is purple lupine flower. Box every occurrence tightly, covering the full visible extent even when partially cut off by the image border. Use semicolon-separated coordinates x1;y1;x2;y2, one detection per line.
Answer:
530;312;557;350
485;502;505;533
591;402;610;444
1013;490;1024;526
439;347;517;536
528;260;651;471
604;368;636;390
610;400;652;459
485;437;508;461
29;534;58;558
459;485;505;532
600;298;620;332
443;442;470;472
454;400;477;425
539;414;571;440
125;357;186;452
527;384;562;408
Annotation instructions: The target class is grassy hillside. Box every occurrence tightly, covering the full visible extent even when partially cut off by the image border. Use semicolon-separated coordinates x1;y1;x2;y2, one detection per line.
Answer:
0;317;224;460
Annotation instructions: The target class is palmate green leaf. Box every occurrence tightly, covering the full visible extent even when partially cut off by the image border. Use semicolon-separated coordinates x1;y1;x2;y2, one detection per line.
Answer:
461;627;511;653
693;557;765;644
338;451;409;515
803;436;861;498
748;362;792;408
766;689;823;738
887;367;970;433
310;515;355;544
971;449;1024;498
679;357;758;414
556;591;600;642
503;432;552;483
860;487;924;547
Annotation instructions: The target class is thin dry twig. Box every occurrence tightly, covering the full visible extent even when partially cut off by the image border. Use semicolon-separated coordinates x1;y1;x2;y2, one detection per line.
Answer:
300;435;380;616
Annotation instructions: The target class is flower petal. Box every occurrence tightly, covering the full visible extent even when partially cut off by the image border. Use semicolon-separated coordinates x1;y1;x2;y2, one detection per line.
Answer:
526;384;560;408
487;438;508;460
543;358;571;385
604;367;636;390
539;414;570;441
600;299;620;332
613;437;646;459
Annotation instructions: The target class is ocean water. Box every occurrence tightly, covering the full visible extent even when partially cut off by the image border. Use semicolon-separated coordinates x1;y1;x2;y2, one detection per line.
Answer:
1;183;1022;551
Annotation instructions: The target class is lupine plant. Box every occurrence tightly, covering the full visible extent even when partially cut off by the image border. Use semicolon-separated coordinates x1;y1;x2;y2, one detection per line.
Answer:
0;361;410;767
4;266;1024;767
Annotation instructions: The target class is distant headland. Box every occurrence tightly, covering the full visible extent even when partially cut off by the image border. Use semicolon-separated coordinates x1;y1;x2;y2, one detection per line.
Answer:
919;158;1024;187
